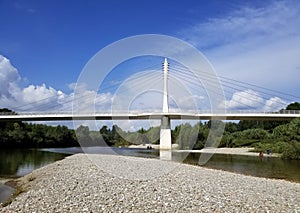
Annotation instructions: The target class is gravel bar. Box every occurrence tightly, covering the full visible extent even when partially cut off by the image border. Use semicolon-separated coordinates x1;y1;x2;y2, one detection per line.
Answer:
2;154;300;212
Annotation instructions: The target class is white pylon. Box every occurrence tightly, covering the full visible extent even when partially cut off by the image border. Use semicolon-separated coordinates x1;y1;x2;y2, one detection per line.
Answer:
160;58;172;150
163;58;169;113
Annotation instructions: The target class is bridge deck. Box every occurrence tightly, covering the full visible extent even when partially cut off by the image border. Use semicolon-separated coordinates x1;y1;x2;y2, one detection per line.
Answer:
0;112;300;121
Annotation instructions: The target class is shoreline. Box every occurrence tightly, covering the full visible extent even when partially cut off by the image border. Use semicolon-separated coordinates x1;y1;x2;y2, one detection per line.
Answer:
2;154;299;212
0;146;282;205
0;179;15;206
174;147;281;157
129;145;281;157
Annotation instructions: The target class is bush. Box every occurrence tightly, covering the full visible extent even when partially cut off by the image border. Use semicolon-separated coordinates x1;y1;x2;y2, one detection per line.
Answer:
231;139;258;147
253;141;294;154
241;128;270;140
272;141;290;154
282;141;300;160
252;142;271;153
218;134;233;148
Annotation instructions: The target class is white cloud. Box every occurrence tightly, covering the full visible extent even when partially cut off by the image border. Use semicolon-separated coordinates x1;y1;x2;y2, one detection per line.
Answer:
169;94;205;112
22;84;59;103
0;55;116;113
263;97;287;112
179;0;300;97
224;89;288;112
225;89;264;110
72;83;113;113
0;55;20;98
183;1;300;50
0;55;68;111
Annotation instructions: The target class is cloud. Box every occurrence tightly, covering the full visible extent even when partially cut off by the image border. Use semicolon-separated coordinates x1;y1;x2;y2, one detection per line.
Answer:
179;0;300;97
0;55;69;111
225;89;264;110
169;94;205;112
263;97;287;112
72;82;113;113
22;84;60;103
0;55;20;98
224;89;287;111
0;54;116;113
182;1;300;50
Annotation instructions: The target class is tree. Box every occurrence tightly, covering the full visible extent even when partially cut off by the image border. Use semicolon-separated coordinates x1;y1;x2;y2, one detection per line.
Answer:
100;125;113;145
75;125;93;146
238;120;287;131
286;102;300;110
172;125;181;144
225;122;239;133
0;108;19;130
90;131;106;146
146;126;160;144
176;123;194;149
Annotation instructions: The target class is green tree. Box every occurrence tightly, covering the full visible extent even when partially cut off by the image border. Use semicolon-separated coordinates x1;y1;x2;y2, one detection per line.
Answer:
75;125;93;146
225;122;238;133
146;126;160;144
286;102;300;110
100;125;113;146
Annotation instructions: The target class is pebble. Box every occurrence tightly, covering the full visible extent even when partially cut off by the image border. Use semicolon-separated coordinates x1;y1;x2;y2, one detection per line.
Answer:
1;153;300;212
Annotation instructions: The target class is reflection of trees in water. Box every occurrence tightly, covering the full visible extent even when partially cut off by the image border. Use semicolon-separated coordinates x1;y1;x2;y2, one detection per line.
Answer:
183;153;300;182
0;149;67;177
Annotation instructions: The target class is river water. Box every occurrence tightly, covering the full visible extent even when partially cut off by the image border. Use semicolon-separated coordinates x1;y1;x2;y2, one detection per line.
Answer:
1;147;300;204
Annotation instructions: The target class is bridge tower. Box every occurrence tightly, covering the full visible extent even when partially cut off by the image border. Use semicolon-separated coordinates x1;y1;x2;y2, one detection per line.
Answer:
160;58;172;149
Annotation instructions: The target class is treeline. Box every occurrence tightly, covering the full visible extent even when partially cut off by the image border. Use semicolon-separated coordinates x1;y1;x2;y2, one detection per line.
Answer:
225;102;300;159
74;117;300;160
171;102;300;159
75;125;160;147
1;102;300;159
0;108;78;148
173;118;300;160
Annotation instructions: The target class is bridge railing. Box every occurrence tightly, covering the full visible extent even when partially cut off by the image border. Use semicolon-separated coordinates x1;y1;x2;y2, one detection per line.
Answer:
1;110;300;115
0;111;73;115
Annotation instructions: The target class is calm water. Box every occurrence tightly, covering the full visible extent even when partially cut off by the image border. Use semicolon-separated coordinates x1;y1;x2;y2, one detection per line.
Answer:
0;149;69;178
0;149;69;204
1;147;299;182
0;147;300;204
183;153;300;182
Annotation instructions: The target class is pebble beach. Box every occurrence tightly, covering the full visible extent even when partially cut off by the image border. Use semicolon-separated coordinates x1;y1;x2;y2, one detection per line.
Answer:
1;154;300;212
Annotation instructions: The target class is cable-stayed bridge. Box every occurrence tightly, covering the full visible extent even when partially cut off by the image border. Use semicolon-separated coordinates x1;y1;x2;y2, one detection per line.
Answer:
1;58;299;149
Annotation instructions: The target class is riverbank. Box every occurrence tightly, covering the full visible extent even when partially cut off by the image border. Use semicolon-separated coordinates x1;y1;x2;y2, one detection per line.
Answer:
176;147;281;157
0;179;11;185
2;154;300;212
0;179;15;205
128;145;281;157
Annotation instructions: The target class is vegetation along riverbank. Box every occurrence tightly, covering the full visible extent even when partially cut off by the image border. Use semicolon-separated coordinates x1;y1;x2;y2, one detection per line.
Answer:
0;102;300;159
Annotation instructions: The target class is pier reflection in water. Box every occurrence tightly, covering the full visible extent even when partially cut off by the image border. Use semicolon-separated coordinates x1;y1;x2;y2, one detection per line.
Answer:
159;150;172;161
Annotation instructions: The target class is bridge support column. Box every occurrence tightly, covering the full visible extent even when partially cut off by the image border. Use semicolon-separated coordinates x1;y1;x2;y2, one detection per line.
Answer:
160;115;172;149
160;58;172;150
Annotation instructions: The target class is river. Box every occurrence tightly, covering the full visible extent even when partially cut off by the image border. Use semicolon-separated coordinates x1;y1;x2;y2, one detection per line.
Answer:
1;147;300;204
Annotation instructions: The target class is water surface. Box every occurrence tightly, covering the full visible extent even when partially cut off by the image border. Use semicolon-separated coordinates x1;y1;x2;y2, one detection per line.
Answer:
1;147;299;204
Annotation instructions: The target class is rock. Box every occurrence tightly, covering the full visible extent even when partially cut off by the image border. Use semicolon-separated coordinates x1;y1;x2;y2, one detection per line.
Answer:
1;154;300;212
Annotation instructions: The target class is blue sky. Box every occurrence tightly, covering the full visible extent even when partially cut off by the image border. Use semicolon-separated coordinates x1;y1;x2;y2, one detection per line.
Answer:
1;0;300;120
1;0;230;90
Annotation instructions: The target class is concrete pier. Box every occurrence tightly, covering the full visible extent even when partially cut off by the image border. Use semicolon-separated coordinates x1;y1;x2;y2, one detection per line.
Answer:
160;58;172;150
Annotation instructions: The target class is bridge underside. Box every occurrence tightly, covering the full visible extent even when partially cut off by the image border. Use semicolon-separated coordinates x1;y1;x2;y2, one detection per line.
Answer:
0;112;299;122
